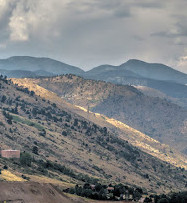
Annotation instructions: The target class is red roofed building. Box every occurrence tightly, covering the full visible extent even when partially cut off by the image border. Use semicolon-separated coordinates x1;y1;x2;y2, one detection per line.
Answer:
1;150;20;159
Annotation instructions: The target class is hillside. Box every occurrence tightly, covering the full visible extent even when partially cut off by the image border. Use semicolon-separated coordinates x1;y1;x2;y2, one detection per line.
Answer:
0;76;186;194
11;78;187;169
0;56;84;76
134;85;187;108
0;182;77;203
84;59;187;108
24;75;187;156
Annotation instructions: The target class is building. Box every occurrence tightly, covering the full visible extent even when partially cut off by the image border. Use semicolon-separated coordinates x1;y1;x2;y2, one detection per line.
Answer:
1;150;20;159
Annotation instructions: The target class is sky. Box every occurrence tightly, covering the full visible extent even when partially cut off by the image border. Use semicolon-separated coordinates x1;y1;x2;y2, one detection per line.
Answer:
0;0;187;73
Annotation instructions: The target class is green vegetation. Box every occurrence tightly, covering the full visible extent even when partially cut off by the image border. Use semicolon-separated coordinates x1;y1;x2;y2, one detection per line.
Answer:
36;160;99;184
65;182;143;201
11;114;45;131
150;191;187;203
20;152;32;167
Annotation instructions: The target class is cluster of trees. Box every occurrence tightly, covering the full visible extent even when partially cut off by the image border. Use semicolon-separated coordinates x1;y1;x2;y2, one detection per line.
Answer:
36;160;98;184
2;110;13;124
145;191;187;203
65;183;143;201
0;75;8;83
15;86;35;96
65;182;187;202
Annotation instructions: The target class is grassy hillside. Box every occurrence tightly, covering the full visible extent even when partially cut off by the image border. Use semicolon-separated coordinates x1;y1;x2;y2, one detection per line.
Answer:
0;76;186;194
22;75;187;156
12;78;187;170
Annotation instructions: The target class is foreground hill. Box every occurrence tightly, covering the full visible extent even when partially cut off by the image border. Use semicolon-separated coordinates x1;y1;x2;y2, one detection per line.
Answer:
0;56;84;77
25;75;187;156
0;182;77;203
0;76;186;194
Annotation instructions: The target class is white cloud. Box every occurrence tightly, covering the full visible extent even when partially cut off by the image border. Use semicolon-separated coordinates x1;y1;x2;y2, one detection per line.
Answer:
177;56;187;73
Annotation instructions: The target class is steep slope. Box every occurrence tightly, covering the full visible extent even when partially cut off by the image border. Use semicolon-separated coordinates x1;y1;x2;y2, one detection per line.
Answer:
134;85;187;108
85;71;187;100
0;56;84;76
11;78;187;169
86;59;187;84
0;76;186;194
25;75;187;156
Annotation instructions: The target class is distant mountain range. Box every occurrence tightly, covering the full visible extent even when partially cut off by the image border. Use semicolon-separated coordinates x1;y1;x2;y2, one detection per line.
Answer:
0;56;84;77
0;56;187;83
85;59;187;85
0;56;187;108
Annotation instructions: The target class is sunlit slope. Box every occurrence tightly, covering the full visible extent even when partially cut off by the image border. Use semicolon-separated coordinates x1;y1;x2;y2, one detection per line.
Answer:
3;77;186;193
12;78;187;169
26;75;186;156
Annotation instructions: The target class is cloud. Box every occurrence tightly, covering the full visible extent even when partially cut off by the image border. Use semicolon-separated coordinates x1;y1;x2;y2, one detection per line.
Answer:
177;55;187;73
0;0;187;72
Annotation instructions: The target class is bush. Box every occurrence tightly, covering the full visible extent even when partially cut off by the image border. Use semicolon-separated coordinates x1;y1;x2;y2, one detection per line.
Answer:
62;131;67;136
20;152;32;167
32;146;39;155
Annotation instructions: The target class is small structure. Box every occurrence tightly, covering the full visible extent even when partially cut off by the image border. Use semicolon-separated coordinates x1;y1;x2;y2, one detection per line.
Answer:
1;150;20;159
107;187;114;192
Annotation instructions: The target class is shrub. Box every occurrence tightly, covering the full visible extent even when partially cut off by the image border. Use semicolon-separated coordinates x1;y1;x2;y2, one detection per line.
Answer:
20;152;32;167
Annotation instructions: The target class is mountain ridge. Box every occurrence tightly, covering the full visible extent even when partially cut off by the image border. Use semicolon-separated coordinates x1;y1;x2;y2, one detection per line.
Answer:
86;59;187;84
0;56;84;76
25;75;187;156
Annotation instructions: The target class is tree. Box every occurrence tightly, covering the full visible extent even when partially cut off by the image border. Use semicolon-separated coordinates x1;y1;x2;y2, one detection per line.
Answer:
158;198;169;203
62;131;67;136
20;152;32;167
32;146;39;155
1;95;6;103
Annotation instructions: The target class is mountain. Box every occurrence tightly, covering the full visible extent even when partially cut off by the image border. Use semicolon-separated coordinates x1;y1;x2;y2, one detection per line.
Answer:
1;57;186;107
84;60;187;108
0;56;84;76
86;59;187;85
27;75;187;156
11;77;187;170
85;72;187;108
1;76;187;194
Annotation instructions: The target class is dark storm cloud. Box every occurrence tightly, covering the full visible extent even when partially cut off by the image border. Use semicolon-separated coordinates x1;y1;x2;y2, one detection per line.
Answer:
0;0;187;73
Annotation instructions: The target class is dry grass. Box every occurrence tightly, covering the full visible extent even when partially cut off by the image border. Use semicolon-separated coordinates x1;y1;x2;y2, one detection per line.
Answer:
0;170;25;182
28;175;75;189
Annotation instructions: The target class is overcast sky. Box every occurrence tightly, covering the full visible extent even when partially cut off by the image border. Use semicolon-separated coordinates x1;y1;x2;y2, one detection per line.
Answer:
0;0;187;73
